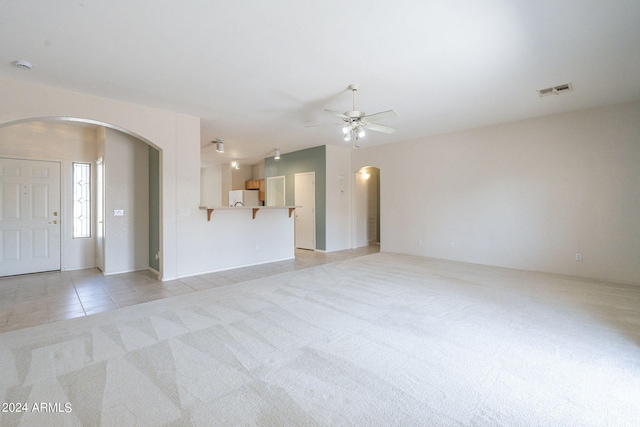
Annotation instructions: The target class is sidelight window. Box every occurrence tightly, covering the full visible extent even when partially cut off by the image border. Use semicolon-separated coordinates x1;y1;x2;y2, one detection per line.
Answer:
72;162;91;238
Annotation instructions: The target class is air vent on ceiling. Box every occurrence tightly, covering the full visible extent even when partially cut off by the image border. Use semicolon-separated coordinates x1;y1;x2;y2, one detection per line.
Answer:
538;83;573;97
14;60;32;70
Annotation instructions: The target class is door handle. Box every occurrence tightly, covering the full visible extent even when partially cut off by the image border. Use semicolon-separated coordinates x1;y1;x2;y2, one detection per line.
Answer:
49;220;58;224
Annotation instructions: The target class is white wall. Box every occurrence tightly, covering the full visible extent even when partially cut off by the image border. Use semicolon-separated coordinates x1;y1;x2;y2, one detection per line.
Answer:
231;164;253;190
0;121;100;271
325;145;352;252
176;208;295;277
200;165;222;207
220;164;232;207
103;128;149;274
352;101;640;285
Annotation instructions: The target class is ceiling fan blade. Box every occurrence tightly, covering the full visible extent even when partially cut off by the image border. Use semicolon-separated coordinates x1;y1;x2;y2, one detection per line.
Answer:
325;109;349;119
363;109;399;122
366;123;396;134
305;123;342;128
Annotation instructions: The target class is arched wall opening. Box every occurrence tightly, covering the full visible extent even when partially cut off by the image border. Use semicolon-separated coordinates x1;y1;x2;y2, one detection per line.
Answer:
0;117;161;277
354;166;380;248
0;77;204;280
0;117;159;150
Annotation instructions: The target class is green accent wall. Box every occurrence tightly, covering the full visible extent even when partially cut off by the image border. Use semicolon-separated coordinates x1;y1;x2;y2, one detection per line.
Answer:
149;146;160;271
265;145;326;250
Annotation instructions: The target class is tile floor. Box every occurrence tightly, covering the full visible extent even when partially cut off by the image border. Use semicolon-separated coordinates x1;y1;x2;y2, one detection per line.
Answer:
0;246;379;333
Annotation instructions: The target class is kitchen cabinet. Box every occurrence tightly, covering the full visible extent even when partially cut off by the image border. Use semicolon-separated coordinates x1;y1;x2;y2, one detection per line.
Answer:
245;179;265;202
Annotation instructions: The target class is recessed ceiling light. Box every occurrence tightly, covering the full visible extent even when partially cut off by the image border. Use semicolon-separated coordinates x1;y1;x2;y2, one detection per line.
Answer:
14;60;32;70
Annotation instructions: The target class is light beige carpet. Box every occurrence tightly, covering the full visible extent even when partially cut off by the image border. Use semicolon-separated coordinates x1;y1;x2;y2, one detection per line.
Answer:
1;253;639;426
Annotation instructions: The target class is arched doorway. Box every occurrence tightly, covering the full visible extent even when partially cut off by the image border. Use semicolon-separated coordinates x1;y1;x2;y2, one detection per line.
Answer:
354;166;380;248
0;118;160;277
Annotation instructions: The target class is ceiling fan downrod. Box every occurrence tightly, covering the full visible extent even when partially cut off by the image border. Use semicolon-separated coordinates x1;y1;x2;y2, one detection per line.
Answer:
348;84;359;111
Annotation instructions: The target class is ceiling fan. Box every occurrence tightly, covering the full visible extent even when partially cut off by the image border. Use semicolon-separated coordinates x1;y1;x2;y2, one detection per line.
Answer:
307;84;399;146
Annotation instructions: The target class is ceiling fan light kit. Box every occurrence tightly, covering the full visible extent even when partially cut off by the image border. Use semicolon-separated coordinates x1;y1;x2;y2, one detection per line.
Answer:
309;84;398;148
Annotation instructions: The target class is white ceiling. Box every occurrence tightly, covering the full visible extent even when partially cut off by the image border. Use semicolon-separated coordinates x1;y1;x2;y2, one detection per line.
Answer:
2;1;639;166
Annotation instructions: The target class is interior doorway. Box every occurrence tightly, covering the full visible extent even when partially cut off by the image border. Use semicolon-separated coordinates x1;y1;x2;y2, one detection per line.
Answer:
95;157;104;272
354;166;380;248
294;172;315;250
266;175;285;206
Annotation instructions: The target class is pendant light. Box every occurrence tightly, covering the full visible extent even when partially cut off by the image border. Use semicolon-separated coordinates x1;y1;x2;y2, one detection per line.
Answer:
214;138;224;153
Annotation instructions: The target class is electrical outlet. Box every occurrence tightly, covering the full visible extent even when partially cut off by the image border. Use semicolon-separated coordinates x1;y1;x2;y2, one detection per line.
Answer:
114;209;124;216
417;239;422;246
450;241;455;248
576;253;582;261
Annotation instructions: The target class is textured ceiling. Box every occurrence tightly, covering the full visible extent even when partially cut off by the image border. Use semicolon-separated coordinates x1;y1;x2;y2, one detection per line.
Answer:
2;1;639;166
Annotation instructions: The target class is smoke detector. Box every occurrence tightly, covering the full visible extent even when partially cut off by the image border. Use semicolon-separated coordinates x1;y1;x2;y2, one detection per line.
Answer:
538;83;573;97
14;60;33;70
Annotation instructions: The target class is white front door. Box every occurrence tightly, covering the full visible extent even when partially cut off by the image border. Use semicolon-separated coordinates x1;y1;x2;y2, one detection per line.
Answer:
294;172;315;250
0;158;61;276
